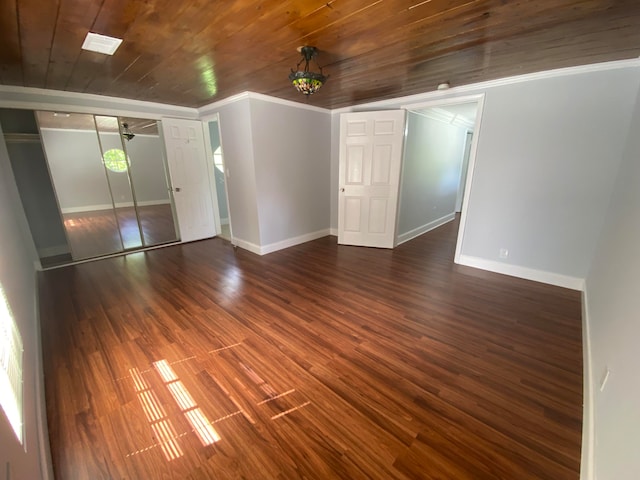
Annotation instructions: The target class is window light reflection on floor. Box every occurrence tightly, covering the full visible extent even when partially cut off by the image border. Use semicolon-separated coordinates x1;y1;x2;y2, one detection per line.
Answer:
129;367;183;461
151;420;183;461
153;360;221;446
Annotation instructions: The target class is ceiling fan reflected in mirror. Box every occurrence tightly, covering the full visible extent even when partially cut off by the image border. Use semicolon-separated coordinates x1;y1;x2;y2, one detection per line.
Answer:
121;123;135;141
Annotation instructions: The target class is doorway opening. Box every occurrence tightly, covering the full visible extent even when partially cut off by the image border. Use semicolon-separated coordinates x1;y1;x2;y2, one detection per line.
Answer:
336;97;484;251
206;116;232;242
400;95;484;257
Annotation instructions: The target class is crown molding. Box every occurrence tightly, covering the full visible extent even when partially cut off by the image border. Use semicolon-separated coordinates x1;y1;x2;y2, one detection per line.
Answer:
198;91;331;118
38;127;159;137
198;91;251;118
247;92;331;113
0;85;198;119
332;58;640;114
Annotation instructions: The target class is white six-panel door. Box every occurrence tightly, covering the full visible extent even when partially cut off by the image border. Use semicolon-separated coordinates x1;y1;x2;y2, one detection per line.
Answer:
161;118;216;243
338;110;406;248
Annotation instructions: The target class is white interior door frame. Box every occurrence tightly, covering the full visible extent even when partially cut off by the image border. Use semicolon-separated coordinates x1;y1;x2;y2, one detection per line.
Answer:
455;130;474;213
402;93;486;264
202;116;223;235
201;112;234;245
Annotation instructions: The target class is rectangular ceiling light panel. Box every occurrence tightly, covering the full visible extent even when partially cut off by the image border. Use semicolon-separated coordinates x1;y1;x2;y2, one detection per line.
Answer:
81;32;123;55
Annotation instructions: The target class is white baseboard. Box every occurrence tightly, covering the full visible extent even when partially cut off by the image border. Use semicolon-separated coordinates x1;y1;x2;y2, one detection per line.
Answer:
62;203;113;213
136;200;171;207
457;254;585;291
231;237;261;255
37;244;70;258
330;227;338;236
396;213;455;246
61;199;170;214
581;289;595;480
259;229;331;255
33;280;54;480
232;229;331;256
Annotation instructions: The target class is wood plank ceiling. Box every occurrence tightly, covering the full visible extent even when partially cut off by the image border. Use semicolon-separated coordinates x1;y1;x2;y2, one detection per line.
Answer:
1;0;640;110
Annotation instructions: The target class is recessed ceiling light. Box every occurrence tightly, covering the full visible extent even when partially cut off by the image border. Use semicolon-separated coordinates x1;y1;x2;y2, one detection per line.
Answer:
81;32;123;55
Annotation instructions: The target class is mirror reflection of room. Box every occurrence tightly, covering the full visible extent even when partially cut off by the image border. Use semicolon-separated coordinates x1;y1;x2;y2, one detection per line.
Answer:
119;117;181;248
36;111;179;261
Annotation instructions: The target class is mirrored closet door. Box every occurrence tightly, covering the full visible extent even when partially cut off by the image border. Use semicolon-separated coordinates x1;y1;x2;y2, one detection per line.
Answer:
36;111;180;261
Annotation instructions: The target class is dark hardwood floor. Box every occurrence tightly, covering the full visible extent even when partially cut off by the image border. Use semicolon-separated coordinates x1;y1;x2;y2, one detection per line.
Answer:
61;204;178;261
38;218;583;479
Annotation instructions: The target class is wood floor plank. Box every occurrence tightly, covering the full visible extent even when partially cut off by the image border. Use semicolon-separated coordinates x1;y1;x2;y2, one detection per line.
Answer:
39;217;583;479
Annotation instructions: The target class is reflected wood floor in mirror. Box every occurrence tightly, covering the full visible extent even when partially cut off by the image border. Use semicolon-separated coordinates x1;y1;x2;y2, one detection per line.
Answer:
63;204;178;260
38;218;583;479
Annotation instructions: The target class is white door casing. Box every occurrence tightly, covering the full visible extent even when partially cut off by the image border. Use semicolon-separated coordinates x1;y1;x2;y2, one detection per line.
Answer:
338;110;406;248
161;118;216;243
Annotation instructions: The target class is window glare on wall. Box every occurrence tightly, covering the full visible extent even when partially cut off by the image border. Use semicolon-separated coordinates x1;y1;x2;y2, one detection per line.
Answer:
0;284;24;444
213;146;223;171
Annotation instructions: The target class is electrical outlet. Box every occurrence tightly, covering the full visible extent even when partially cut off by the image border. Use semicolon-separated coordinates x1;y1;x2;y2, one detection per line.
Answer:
599;366;610;392
499;248;509;259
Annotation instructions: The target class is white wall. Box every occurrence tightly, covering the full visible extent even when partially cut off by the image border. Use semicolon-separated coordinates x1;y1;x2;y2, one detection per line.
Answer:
459;69;640;282
249;98;331;247
41;130;169;212
0;125;52;479
210;96;331;252
584;84;640;480
215;98;261;246
330;112;340;233
41;129;109;210
125;135;171;204
397;111;466;242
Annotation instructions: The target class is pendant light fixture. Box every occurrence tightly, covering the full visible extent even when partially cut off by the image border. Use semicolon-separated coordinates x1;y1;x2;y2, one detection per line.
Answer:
289;46;328;96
